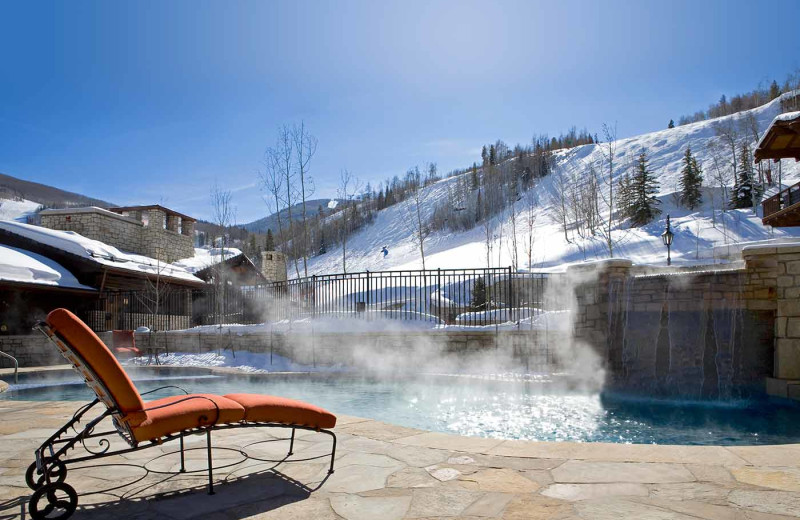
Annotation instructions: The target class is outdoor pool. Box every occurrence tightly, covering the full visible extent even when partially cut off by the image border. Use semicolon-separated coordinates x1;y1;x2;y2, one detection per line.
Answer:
3;370;800;446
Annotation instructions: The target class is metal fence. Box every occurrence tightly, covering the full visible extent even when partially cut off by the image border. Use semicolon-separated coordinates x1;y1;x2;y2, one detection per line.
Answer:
84;267;558;331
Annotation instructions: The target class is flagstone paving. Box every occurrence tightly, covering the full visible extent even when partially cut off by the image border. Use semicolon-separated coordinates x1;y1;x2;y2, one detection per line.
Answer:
1;399;800;519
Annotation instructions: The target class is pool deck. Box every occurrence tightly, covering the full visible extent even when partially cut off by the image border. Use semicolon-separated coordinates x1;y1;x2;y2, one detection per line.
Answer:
2;399;800;519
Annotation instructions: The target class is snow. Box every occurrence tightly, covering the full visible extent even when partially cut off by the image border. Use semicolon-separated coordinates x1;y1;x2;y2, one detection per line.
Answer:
327;199;339;209
755;109;800;152
302;95;800;275
0;198;40;222
126;351;342;373
0;220;204;284
172;247;243;273
0;244;94;290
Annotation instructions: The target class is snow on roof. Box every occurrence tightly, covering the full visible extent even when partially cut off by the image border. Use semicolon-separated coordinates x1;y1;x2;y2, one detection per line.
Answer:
172;247;243;273
0;220;204;284
756;111;800;152
0;244;95;290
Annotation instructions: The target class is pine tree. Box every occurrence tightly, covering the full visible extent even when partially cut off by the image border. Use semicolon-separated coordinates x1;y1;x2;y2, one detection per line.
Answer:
730;142;760;209
668;119;675;129
679;146;703;210
471;276;488;312
318;233;327;255
265;229;275;251
629;150;661;227
470;163;480;190
770;80;781;100
617;171;634;220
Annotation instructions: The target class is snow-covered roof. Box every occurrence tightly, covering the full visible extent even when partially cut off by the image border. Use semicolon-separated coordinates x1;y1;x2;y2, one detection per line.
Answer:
0;244;95;290
172;247;243;274
0;220;204;284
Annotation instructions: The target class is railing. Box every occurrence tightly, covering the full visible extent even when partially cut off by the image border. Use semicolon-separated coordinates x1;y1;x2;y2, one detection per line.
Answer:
84;267;559;331
763;181;800;220
0;350;19;384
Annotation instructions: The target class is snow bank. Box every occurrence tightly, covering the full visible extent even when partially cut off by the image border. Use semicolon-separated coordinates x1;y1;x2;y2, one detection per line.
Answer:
0;244;94;290
126;351;344;373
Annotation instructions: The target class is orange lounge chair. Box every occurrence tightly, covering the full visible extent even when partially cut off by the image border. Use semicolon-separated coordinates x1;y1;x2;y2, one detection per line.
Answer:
26;308;337;520
111;330;142;358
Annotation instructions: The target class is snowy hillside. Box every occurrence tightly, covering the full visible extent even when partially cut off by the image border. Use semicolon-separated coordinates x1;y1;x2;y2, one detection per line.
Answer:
305;94;800;275
0;198;40;222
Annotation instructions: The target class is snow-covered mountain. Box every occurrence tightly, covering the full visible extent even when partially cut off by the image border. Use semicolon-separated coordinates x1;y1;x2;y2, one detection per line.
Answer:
304;94;800;275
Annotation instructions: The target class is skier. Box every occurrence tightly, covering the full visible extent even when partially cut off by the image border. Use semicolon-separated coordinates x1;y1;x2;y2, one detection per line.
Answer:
381;246;389;259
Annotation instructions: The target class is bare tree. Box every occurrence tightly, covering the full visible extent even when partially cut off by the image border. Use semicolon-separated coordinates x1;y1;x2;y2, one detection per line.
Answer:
276;125;300;278
597;123;618;257
292;122;317;277
337;169;361;273
712;119;739;188
404;166;431;270
210;182;235;324
523;187;538;270
259;147;286;253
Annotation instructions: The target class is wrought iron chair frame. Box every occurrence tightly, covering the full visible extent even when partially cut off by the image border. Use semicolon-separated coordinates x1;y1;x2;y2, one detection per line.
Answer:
26;323;336;520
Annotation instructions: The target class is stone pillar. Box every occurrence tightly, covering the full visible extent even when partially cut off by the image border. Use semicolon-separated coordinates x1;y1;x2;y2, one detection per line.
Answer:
743;244;800;398
181;219;195;237
261;251;288;282
166;214;180;233
147;208;166;229
566;259;633;373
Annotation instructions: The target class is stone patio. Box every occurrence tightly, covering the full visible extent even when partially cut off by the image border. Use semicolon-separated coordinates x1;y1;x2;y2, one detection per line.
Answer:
1;400;800;519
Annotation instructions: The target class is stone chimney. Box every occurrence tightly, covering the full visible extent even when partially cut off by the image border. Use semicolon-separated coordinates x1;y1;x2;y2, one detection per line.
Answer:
261;251;288;282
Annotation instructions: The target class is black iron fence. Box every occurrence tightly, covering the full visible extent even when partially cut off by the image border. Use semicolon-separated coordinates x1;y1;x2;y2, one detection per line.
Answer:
84;267;559;332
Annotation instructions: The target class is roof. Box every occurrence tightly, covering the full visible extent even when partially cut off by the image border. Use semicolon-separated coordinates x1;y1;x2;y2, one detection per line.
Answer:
754;111;800;163
0;244;96;292
108;204;197;222
194;252;266;283
0;220;205;287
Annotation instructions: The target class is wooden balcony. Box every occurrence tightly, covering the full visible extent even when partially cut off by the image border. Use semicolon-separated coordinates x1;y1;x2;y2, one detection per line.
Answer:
763;181;800;227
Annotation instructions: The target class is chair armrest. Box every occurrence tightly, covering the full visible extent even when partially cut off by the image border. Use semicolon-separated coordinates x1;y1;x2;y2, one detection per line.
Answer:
141;395;221;426
140;385;189;397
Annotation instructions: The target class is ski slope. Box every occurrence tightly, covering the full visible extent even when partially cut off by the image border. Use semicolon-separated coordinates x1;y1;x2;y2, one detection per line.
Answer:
305;94;800;275
0;198;40;222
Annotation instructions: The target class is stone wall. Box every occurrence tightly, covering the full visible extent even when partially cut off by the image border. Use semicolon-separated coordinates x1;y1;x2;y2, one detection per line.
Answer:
568;258;776;399
0;334;65;368
40;207;194;263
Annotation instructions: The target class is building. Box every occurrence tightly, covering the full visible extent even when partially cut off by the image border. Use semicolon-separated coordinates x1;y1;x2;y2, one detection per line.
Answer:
261;250;288;282
39;204;195;263
757;111;800;227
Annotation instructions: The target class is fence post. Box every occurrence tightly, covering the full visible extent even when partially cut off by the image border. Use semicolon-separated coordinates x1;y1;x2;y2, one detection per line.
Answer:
507;266;513;323
366;271;371;311
311;275;317;319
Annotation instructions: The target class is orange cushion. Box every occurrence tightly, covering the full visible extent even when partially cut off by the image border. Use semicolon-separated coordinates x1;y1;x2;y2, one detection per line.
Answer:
224;393;336;429
132;394;245;442
47;309;145;420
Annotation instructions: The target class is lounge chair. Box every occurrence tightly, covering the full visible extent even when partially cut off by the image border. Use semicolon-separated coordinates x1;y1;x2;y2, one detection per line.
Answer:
111;330;142;358
25;308;337;520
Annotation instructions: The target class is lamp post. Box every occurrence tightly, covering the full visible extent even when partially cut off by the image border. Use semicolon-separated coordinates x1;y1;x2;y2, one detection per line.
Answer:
661;214;674;266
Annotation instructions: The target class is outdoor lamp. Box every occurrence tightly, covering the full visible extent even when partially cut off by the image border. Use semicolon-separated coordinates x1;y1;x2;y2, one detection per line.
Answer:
661;214;674;266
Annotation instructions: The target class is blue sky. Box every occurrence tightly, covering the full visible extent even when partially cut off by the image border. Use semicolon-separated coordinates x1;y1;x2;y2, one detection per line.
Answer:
1;0;798;223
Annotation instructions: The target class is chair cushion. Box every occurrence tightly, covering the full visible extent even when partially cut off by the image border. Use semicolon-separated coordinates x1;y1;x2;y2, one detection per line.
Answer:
132;394;245;442
224;393;336;429
47;309;146;421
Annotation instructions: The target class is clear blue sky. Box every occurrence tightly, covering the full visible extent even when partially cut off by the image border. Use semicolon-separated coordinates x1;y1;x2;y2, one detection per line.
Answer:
1;0;798;223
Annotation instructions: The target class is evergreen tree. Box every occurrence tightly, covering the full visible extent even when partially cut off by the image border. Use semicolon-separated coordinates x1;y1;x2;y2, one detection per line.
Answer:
470;163;480;190
770;80;781;100
629;150;662;227
470;276;488;312
265;228;275;251
489;145;496;166
668;119;675;129
730;142;760;209
617;171;634;220
318;233;327;255
679;146;703;210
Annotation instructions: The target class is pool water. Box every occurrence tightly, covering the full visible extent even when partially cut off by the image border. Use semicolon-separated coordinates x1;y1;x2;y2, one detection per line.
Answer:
3;371;800;446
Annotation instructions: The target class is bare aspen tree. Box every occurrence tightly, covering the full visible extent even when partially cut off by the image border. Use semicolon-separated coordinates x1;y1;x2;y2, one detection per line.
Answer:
598;123;618;257
523;188;538;270
712;120;739;186
404;166;431;270
259;147;286;254
337;169;361;273
210;182;235;324
292;122;317;277
276;125;300;278
551;165;572;243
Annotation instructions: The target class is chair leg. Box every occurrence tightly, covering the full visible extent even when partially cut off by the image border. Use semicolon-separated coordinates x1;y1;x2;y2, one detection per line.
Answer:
179;432;186;473
328;432;337;475
288;428;295;456
206;429;214;495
